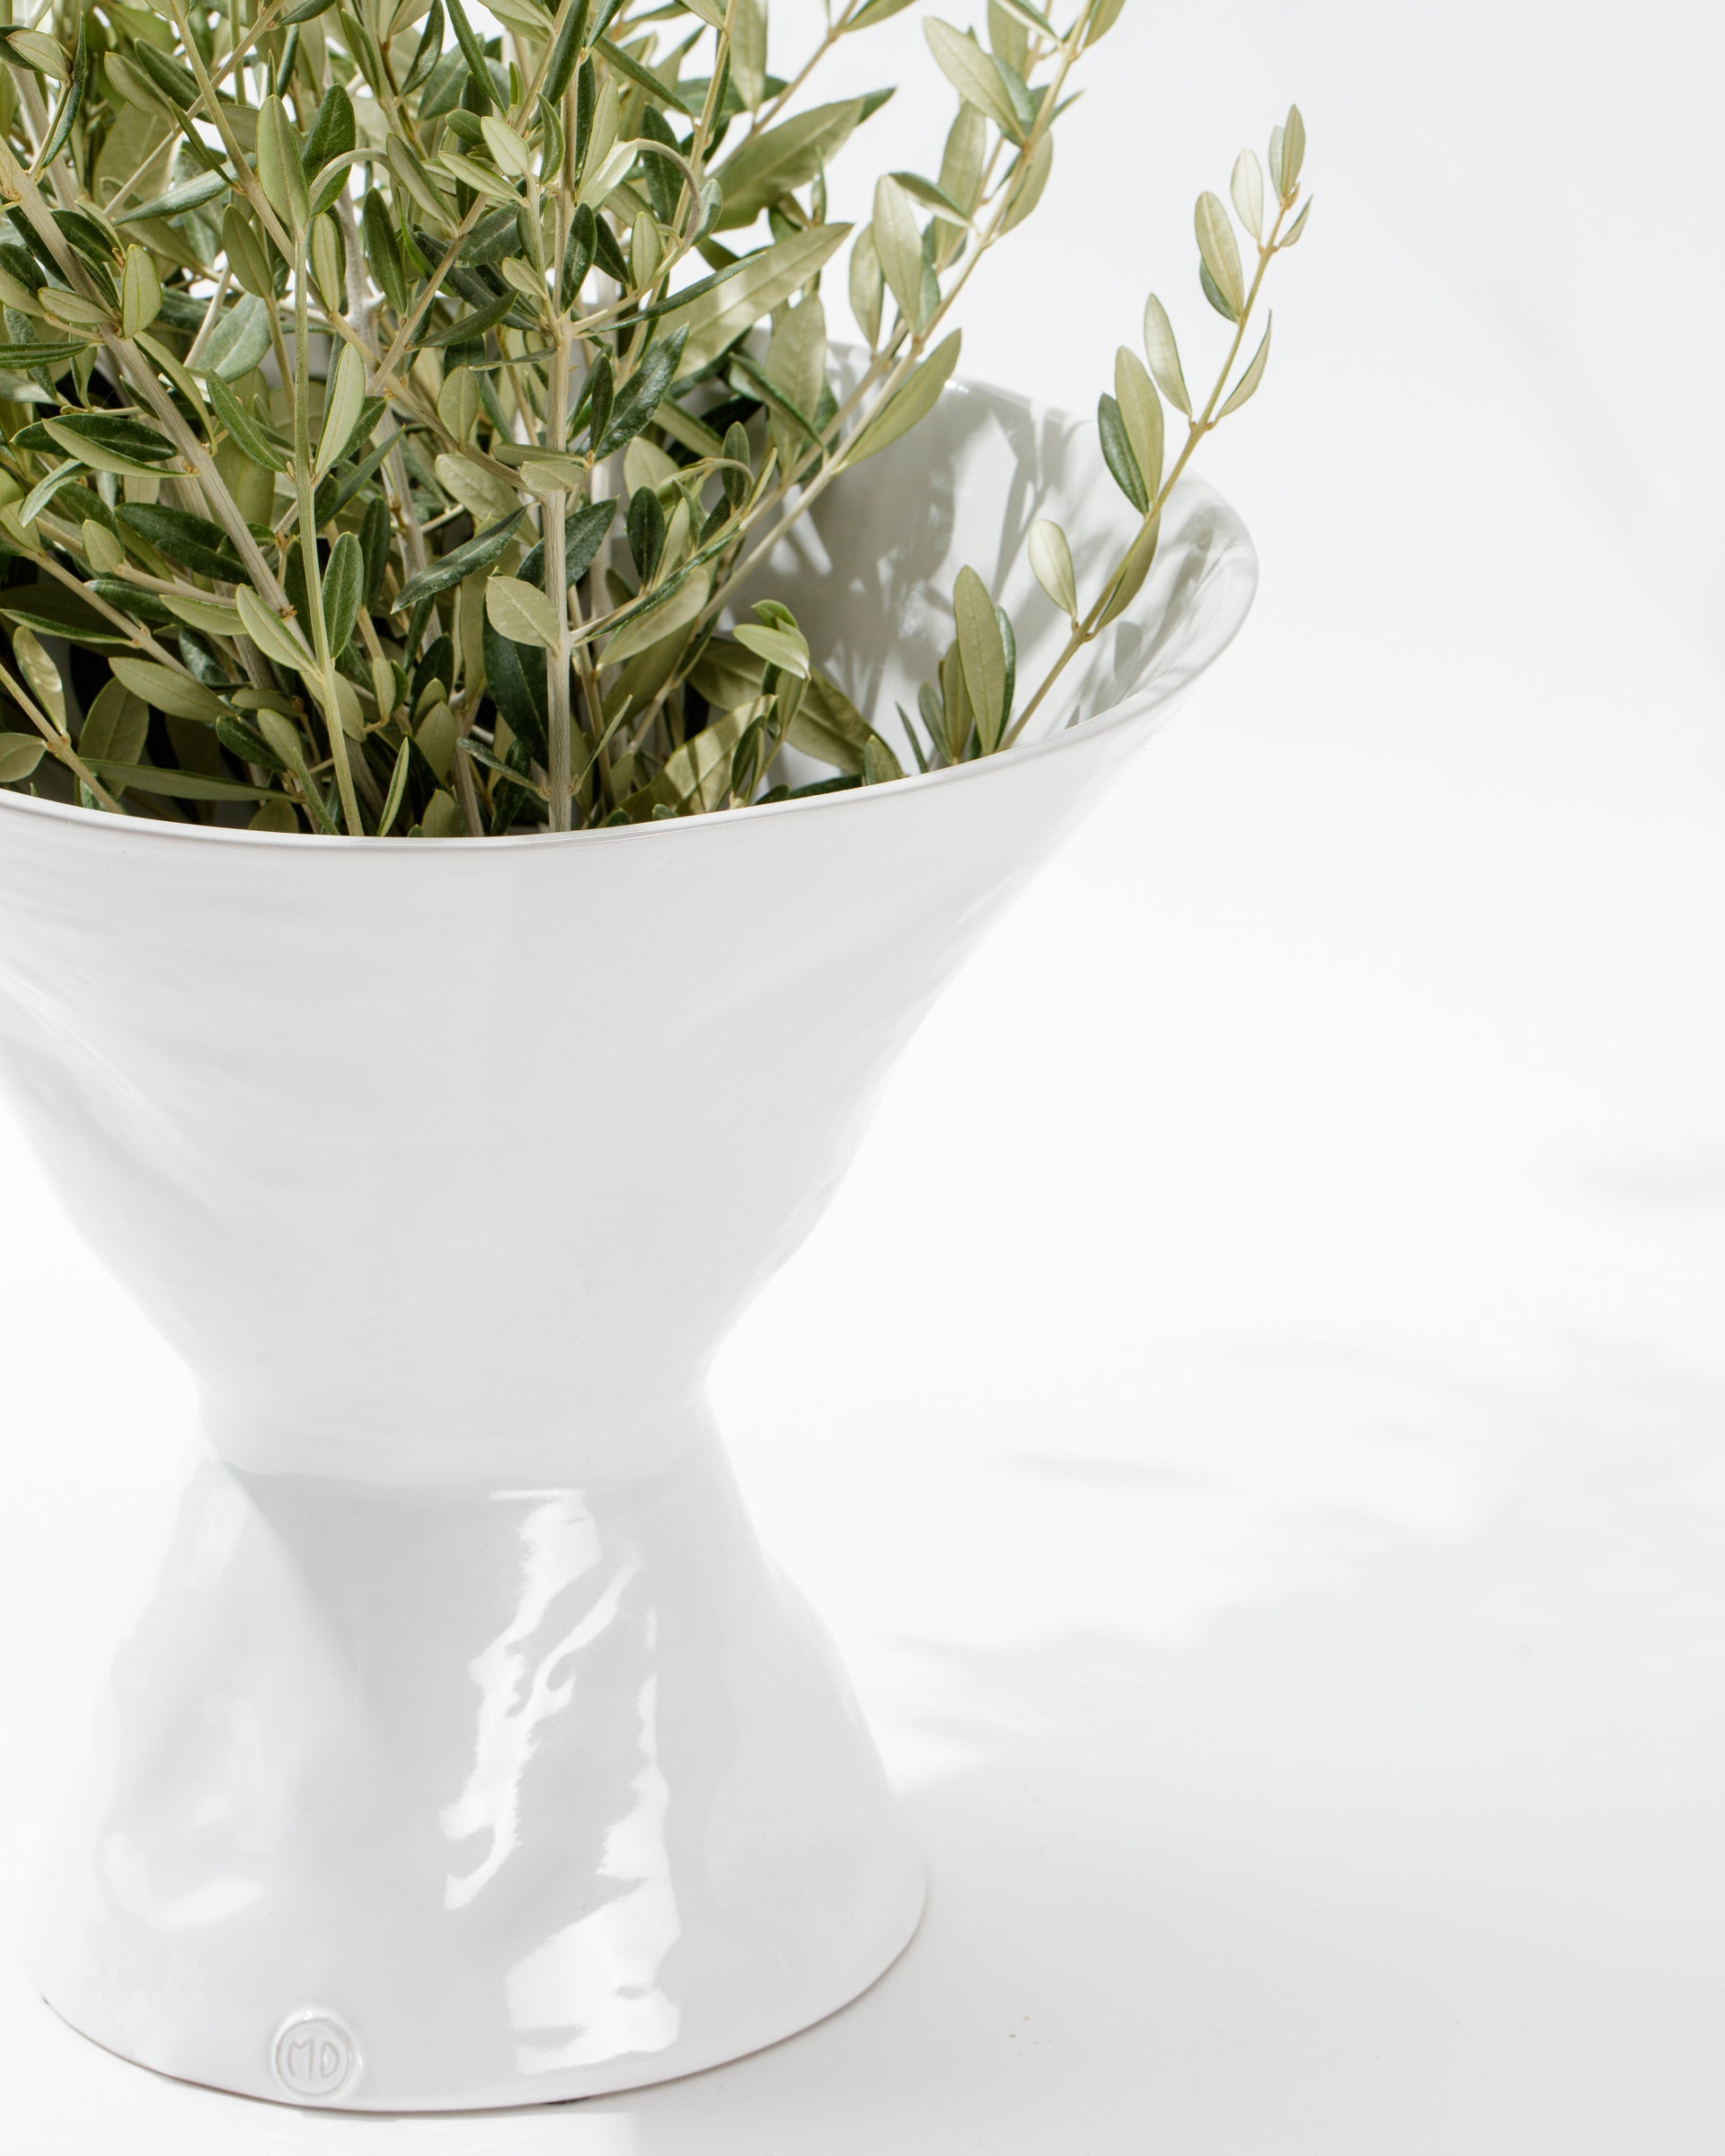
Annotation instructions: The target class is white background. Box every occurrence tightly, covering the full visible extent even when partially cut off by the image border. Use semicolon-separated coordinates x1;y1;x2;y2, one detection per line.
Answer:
5;0;1725;2146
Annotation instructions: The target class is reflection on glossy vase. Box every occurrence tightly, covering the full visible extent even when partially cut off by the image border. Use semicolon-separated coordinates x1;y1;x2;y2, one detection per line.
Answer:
0;380;1255;2110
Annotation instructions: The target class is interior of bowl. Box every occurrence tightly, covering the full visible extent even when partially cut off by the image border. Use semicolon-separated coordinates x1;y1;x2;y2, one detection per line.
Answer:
0;373;1255;853
754;367;1259;775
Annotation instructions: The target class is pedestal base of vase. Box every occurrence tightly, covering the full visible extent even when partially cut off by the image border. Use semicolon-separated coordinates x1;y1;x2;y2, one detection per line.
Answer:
31;1418;924;2112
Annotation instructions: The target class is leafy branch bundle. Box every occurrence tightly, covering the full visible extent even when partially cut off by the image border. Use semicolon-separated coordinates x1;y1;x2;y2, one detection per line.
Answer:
0;0;1310;836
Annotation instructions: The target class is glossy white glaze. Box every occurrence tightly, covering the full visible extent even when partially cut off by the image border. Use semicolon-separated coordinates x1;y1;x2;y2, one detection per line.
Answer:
0;380;1255;2109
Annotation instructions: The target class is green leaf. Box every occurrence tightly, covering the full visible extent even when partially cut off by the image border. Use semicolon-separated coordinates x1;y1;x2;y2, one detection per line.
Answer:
730;0;766;107
482;610;546;760
11;456;84;532
164;593;245;637
1113;347;1163;499
363;189;408;314
1141;294;1190;417
1216;313;1272;418
953;564;1007;753
314;341;367;480
119;244;163;340
0;26;67;79
1281;104;1306;193
323;530;365;653
924;18;1022;137
1096;392;1147;513
394;508;527;613
871;174;923;326
1231;149;1264;241
200;293;274;382
301;82;356;178
91;759;271;801
235;585;315;669
109;657;229;725
626;486;665;581
484;575;562;652
1194;191;1244;316
377;734;412;834
89;577;173;629
1028;517;1077;618
15;412;174;463
641;703;744;815
40;418;168;480
848;225;883;346
732;620;809;679
0;339;89;370
785;668;872;773
0;581;126;648
659;221;853;376
78;678;149;764
205;370;284;472
847;0;916;25
1096;511;1158;629
599;565;710;665
518;496;617;591
446;0;496;108
416;291;517;349
713;98;869;231
997;131;1052;235
257;94;311;231
594;328;688;456
1083;0;1128;44
543;0;591;103
38;10;89;175
114;171;231;225
223;203;276;299
117;503;243;581
0;731;45;782
845;330;961;464
12;624;64;731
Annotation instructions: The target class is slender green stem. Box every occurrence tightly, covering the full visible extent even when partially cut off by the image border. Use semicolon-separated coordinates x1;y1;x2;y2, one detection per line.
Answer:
1004;190;1291;748
293;230;364;837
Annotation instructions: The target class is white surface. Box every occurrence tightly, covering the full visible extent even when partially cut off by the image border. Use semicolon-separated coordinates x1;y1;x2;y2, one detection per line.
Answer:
4;0;1724;2144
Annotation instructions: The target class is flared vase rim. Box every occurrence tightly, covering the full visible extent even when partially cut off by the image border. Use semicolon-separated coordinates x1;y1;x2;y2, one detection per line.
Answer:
0;381;1257;862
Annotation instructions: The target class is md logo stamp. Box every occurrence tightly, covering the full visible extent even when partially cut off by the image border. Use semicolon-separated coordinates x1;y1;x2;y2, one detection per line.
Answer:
272;2012;358;2100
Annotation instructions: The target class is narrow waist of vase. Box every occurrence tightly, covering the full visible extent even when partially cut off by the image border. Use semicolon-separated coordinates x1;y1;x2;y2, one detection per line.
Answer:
199;1382;715;1486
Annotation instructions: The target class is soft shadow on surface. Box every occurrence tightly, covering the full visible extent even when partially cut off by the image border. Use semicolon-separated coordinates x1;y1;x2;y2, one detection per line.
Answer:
754;378;1252;758
597;1337;1725;2156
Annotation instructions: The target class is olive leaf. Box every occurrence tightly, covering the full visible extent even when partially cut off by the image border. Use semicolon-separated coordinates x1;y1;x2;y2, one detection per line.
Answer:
485;576;562;652
314;343;368;479
109;657;229;726
845;330;961;463
1194;191;1244;317
1096;392;1147;514
0;733;44;783
1028;518;1077;618
323;532;366;654
660;222;852;375
1141;294;1191;417
924;19;1022;139
1217;314;1272;417
953;565;1007;753
1113;347;1163;500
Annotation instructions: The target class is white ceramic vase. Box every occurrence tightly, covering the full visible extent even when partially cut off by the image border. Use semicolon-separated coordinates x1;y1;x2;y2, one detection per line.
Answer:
0;379;1255;2111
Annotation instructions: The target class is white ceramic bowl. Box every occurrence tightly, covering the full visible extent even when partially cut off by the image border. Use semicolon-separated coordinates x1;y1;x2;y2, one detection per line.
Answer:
0;376;1255;2110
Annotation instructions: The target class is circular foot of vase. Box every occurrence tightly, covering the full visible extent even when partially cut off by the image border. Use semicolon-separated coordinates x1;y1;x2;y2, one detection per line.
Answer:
31;1446;926;2111
41;1860;924;2112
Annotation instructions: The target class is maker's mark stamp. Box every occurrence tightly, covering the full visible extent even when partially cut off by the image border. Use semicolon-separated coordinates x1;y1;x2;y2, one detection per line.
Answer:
272;2011;358;2099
